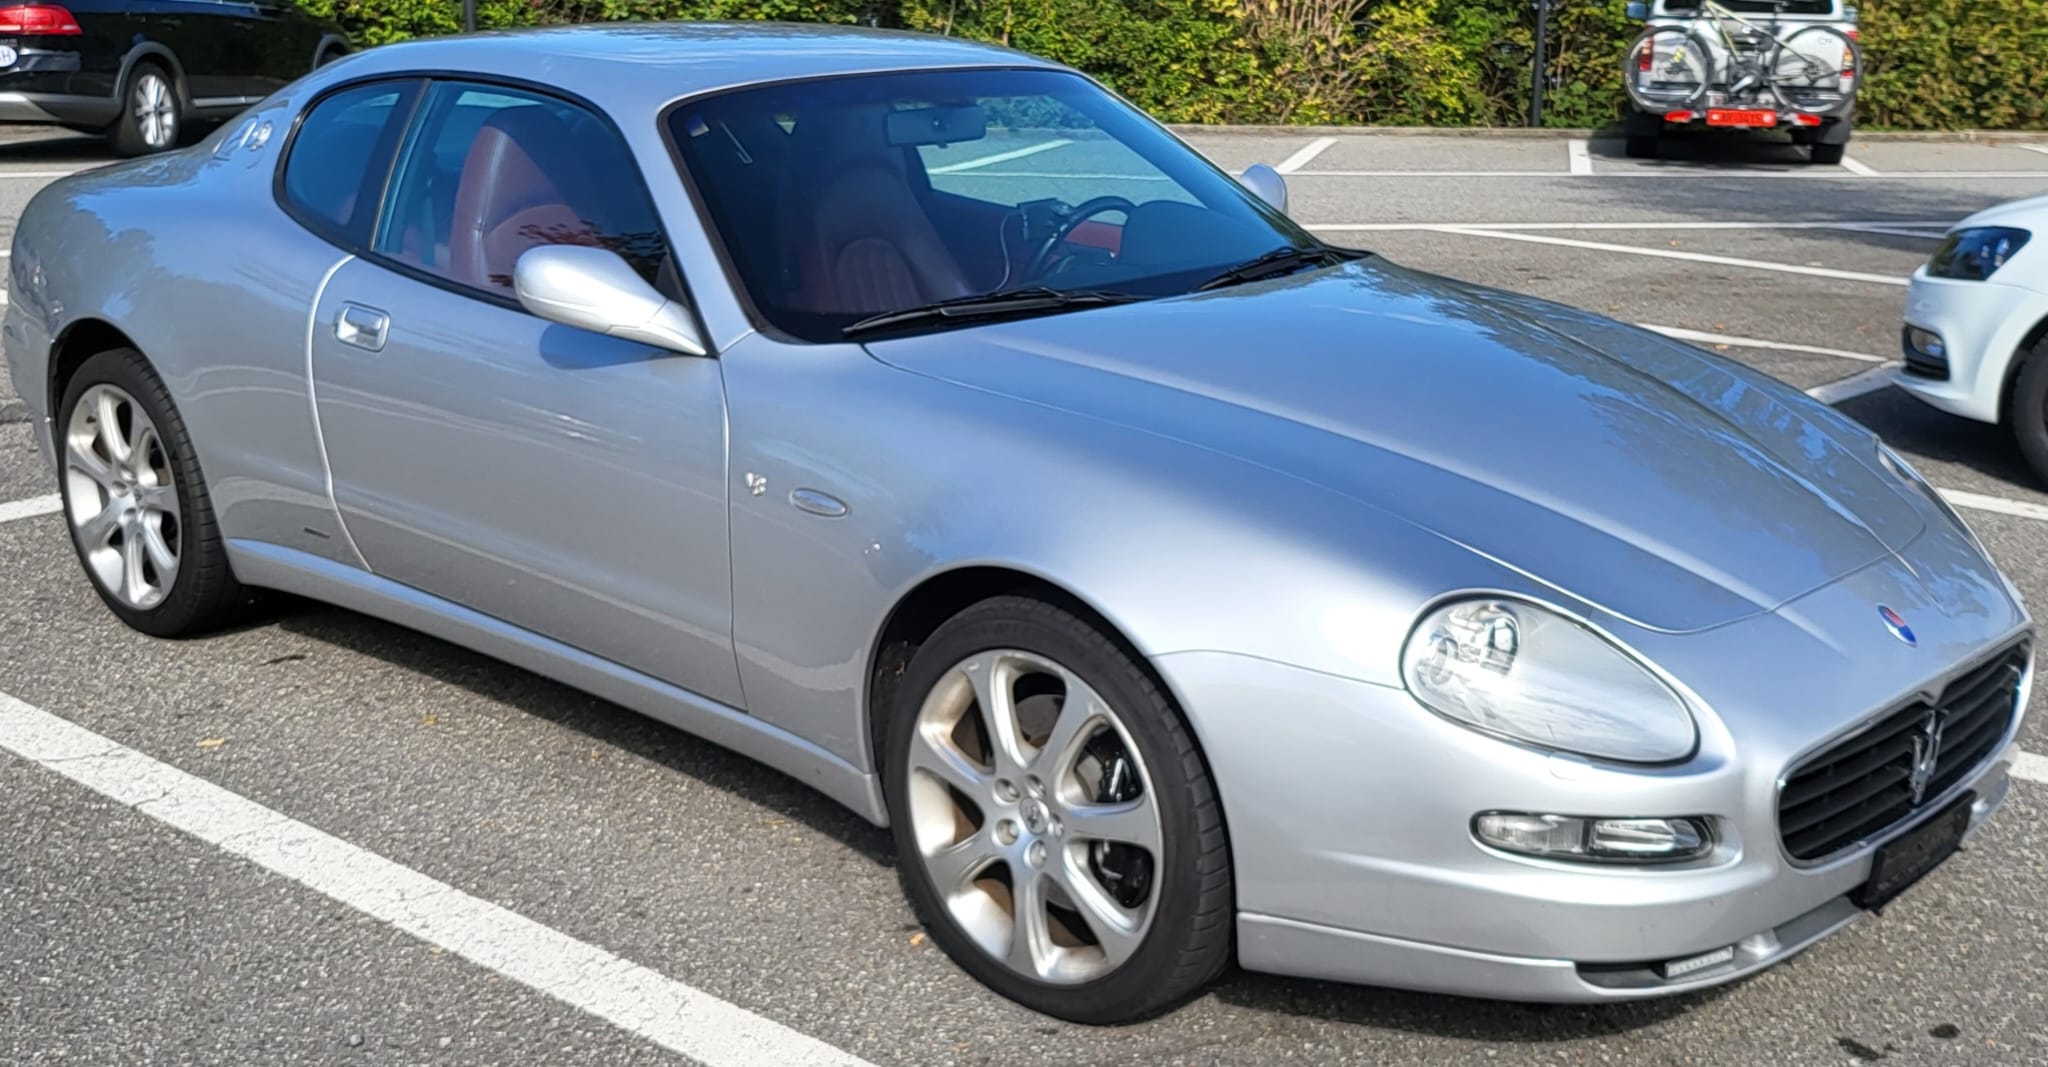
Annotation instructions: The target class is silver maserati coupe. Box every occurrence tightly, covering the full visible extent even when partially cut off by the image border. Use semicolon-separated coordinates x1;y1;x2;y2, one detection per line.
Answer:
1;23;2034;1023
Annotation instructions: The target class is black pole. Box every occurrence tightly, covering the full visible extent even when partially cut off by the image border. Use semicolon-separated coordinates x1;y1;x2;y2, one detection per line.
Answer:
463;0;476;33
1529;0;1548;127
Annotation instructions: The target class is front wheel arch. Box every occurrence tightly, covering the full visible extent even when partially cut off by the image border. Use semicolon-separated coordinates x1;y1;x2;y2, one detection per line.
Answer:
2001;315;2048;426
866;566;1140;779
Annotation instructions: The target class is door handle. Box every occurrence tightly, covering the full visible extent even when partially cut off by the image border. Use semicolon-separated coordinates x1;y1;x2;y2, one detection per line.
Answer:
334;302;389;352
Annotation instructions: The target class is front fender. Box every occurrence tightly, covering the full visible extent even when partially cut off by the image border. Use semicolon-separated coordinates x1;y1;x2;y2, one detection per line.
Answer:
719;334;1542;772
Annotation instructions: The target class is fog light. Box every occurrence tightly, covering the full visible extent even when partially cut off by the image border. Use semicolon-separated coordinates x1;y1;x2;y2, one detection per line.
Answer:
1904;325;1945;359
1474;812;1711;862
1901;324;1950;380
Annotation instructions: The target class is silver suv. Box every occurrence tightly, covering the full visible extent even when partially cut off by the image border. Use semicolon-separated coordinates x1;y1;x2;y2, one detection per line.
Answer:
1622;0;1859;164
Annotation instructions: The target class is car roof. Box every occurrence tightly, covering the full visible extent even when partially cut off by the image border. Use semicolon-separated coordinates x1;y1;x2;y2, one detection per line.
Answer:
330;22;1065;110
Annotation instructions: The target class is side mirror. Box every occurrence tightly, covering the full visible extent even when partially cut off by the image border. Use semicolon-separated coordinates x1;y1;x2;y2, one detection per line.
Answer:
1625;1;1649;18
1237;163;1289;216
513;245;707;356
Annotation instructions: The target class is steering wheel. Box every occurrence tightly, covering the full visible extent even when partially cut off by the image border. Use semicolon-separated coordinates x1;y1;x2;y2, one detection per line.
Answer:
1021;196;1137;281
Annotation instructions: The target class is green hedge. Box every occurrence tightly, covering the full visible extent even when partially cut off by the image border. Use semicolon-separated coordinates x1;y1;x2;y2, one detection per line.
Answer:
304;0;2048;129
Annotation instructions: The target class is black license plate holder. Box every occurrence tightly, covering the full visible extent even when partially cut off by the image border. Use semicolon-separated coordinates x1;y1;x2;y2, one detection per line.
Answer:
1852;793;1972;910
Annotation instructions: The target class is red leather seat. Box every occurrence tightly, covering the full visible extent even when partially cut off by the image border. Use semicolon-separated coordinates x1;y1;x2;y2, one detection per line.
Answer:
449;108;600;292
781;106;972;315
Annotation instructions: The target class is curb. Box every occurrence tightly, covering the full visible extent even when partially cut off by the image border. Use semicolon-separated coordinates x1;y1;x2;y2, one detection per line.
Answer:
1168;123;2048;144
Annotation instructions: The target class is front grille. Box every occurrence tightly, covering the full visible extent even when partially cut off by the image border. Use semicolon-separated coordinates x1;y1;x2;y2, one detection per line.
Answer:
1778;643;2028;861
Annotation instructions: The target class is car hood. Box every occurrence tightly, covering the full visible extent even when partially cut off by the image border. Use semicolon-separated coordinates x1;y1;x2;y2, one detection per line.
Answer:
862;259;1926;633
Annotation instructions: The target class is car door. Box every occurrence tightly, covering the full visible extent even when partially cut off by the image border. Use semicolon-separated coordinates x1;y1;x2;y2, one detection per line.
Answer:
304;79;743;707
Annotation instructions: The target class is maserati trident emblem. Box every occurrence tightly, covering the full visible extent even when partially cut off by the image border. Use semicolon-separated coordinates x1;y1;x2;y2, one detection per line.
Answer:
1908;711;1944;804
1878;605;1916;646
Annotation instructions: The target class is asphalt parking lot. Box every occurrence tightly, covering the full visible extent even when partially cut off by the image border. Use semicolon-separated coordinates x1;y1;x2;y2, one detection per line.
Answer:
5;125;2048;1066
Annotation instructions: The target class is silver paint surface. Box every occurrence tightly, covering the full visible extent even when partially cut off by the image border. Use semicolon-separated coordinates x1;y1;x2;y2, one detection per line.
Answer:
1;24;2031;1002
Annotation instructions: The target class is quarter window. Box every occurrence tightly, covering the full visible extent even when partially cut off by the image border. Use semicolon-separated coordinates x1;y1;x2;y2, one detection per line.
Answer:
373;82;669;296
279;80;417;245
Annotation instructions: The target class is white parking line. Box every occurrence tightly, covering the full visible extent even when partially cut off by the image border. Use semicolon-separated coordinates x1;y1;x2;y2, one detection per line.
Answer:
2016;751;2048;785
1309;220;1956;233
1435;226;1909;286
1567;140;1593;176
926;138;1071;174
1838;156;1880;176
1639;324;1887;363
1939;488;2048;524
1275;136;1336;175
0;493;61;524
0;689;874;1067
1803;363;1902;403
1831;223;1950;239
2015;145;2048;157
0;168;91;180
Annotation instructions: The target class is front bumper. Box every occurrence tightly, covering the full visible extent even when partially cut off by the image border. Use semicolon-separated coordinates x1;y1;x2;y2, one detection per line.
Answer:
1154;536;2030;1002
1236;773;2010;1001
1898;268;2048;424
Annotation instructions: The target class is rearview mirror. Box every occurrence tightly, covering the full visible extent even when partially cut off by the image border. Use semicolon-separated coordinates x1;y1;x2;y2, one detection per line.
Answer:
886;105;988;147
513;245;707;356
1237;163;1288;216
1625;1;1649;18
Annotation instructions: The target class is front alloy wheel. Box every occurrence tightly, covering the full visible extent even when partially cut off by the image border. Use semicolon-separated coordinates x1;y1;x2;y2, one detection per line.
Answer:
887;597;1232;1022
906;648;1164;984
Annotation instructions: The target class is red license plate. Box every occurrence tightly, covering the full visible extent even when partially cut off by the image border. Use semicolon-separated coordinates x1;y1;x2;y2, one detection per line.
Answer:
1706;108;1777;127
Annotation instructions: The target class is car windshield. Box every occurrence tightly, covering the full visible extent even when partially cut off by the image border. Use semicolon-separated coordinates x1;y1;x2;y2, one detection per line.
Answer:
666;67;1321;342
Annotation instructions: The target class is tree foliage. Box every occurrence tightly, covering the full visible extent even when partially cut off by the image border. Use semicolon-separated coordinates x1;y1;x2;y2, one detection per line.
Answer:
312;0;2048;129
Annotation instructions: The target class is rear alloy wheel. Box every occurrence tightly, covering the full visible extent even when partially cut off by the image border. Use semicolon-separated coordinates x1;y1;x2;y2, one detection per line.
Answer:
110;64;180;156
886;597;1231;1022
2011;340;2048;486
59;348;250;635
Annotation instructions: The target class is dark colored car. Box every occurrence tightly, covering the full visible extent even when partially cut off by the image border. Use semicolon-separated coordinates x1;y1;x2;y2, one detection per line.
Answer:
0;0;348;155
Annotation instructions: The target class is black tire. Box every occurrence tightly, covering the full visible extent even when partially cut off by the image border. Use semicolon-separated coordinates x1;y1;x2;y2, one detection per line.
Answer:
108;61;182;157
884;596;1232;1023
1623;27;1713;115
1626;134;1661;159
1809;141;1847;165
56;347;252;636
2010;338;2048;486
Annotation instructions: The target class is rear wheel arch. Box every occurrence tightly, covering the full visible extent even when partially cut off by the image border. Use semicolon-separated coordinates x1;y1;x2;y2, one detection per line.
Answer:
313;36;350;69
115;45;187;108
49;318;143;419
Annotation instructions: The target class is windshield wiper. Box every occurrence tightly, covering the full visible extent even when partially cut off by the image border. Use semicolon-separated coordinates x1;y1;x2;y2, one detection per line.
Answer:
842;287;1143;338
1193;245;1352;292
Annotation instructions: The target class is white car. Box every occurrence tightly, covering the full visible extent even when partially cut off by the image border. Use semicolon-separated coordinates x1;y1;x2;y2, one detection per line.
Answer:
1900;195;2048;479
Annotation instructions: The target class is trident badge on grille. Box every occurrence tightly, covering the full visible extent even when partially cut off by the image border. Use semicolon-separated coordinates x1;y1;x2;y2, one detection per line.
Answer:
1907;710;1945;804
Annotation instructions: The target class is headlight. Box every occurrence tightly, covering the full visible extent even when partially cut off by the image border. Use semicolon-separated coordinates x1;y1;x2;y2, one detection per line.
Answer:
1400;598;1697;763
1926;226;2029;281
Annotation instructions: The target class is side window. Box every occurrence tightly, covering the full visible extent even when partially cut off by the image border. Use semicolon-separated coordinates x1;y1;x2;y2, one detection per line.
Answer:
279;80;417;245
373;81;669;297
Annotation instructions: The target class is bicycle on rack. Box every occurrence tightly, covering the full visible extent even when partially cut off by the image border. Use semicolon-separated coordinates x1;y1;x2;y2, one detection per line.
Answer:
1622;0;1860;159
